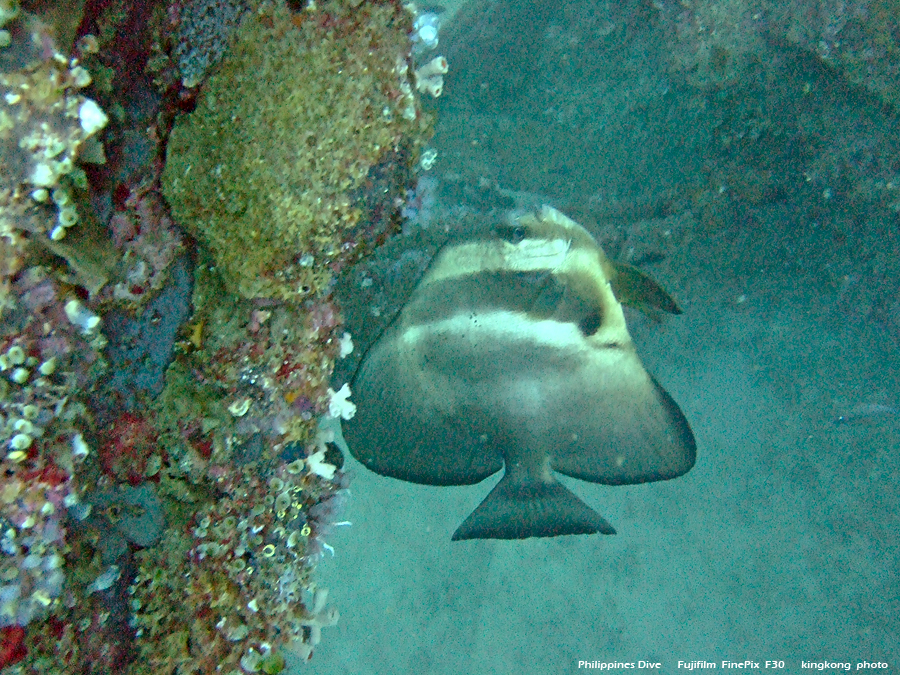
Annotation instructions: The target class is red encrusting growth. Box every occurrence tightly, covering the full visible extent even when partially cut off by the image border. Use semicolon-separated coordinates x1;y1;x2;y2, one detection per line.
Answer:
0;626;27;668
99;412;160;486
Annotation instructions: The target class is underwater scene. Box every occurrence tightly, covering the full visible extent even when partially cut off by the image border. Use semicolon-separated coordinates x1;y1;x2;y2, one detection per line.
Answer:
0;0;897;673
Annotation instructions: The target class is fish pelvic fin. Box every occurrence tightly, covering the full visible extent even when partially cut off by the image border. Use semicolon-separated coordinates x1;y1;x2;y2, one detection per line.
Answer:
451;470;616;541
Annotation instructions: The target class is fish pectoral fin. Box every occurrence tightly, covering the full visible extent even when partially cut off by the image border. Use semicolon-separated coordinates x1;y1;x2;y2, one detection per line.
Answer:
451;471;616;541
610;262;682;315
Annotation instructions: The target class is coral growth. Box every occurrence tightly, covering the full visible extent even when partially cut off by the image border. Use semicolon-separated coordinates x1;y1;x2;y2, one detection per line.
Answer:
98;412;159;486
162;0;428;301
0;625;26;667
0;0;432;673
105;183;185;307
0;15;107;242
172;0;249;88
130;452;348;674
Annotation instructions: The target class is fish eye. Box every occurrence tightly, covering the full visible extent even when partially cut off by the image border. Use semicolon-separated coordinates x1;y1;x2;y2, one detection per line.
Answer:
496;224;528;243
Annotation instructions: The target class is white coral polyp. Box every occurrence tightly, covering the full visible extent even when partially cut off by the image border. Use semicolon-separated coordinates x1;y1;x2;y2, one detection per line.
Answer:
327;383;356;420
78;98;108;135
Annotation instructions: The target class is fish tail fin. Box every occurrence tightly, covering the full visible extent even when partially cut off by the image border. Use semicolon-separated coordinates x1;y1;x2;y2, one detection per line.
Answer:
451;472;616;541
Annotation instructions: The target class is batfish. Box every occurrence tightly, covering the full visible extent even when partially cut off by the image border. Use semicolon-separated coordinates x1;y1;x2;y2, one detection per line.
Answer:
333;205;695;540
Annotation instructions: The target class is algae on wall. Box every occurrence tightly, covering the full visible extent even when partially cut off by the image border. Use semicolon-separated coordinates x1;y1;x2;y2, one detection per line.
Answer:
163;0;427;302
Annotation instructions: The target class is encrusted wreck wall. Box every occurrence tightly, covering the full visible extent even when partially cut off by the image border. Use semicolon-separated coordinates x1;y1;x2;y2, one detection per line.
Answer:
162;0;428;301
0;0;435;672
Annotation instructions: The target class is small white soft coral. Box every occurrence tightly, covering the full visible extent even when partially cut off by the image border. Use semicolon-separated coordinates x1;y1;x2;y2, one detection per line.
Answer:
326;383;356;420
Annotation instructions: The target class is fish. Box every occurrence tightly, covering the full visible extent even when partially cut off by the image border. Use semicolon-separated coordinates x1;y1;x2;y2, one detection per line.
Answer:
833;403;900;426
333;205;696;540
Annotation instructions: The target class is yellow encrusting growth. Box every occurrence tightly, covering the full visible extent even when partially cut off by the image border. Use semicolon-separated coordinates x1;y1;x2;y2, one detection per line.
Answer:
162;1;422;301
